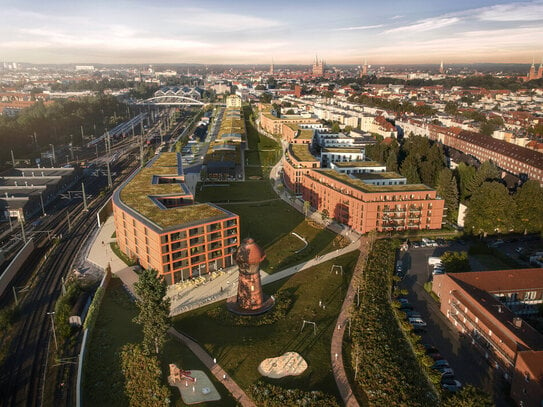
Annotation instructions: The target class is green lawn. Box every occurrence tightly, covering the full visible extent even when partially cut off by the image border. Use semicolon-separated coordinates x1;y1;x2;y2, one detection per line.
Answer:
196;179;343;273
173;252;358;401
196;180;277;202
82;277;238;407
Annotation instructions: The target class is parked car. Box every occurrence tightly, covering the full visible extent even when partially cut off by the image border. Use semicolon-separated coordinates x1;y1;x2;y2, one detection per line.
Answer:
436;238;446;246
423;344;439;354
433;365;454;375
404;310;422;318
400;303;414;311
432;267;445;275
397;298;410;305
408;317;427;328
441;377;462;392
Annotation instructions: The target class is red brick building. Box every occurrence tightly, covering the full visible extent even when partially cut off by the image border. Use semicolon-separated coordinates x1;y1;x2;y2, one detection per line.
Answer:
432;269;543;407
112;153;240;284
428;125;543;185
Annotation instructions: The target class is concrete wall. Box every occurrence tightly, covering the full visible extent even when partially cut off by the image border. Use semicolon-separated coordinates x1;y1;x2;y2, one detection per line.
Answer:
0;238;35;297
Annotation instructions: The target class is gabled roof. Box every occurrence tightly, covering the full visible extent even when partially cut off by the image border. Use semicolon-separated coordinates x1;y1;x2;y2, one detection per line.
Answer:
450;269;543;293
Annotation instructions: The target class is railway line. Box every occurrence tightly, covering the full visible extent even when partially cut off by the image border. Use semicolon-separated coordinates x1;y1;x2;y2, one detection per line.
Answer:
0;156;139;407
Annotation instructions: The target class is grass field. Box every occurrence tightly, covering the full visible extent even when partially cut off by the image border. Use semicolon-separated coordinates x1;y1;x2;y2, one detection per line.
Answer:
82;277;238;407
173;252;359;401
196;180;344;273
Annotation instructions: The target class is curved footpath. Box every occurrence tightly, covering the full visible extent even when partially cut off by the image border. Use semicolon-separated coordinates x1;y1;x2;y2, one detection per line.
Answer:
167;327;256;407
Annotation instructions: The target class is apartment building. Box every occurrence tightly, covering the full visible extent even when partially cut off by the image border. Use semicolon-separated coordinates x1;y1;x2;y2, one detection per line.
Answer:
112;152;240;284
432;269;543;407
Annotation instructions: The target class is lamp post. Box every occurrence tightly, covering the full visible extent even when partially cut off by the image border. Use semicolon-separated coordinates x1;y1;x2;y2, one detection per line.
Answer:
47;311;58;350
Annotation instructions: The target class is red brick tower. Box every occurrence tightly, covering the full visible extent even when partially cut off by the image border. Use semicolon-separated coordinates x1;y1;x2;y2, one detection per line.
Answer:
227;238;275;315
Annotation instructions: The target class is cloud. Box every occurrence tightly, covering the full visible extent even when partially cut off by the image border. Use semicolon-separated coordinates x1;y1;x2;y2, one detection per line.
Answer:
476;1;543;21
384;17;459;34
332;24;383;31
390;15;403;20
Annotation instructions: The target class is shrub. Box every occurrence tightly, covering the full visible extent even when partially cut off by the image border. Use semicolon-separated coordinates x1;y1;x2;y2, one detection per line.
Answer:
250;381;340;407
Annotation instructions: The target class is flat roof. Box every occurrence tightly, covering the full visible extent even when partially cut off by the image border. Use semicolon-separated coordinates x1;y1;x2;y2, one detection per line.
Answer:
332;160;385;168
297;129;314;139
354;172;406;180
322;147;364;154
314;169;434;193
116;152;234;231
289;144;317;162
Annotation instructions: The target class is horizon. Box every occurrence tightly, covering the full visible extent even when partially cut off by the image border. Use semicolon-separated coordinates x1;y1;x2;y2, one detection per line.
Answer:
1;0;543;65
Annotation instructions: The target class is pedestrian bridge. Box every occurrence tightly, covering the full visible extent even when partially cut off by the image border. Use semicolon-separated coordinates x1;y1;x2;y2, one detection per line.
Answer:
136;95;205;106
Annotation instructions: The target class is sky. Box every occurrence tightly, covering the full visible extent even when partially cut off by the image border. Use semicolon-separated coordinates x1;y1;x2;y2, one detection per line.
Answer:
1;0;543;65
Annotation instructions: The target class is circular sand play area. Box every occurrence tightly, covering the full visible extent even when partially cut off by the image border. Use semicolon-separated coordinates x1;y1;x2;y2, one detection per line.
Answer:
258;352;308;379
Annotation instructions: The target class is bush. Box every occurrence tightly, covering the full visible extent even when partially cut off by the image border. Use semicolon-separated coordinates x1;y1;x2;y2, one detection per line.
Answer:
206;290;294;327
250;381;340;407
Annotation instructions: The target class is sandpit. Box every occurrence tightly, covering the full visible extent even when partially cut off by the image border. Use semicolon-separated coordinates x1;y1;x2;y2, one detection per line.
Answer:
168;370;221;404
258;352;308;379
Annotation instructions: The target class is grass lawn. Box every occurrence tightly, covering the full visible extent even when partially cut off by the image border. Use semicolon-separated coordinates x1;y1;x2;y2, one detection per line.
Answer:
196;179;277;202
196;180;345;273
82;277;238;407
173;252;359;401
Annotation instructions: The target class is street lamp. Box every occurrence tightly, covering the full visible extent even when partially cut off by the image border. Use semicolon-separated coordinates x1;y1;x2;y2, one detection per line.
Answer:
47;311;58;350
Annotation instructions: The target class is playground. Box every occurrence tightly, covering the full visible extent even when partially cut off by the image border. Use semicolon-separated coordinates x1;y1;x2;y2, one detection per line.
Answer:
168;364;221;404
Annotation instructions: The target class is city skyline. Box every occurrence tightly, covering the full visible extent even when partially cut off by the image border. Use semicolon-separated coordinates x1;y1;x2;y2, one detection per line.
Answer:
1;0;543;65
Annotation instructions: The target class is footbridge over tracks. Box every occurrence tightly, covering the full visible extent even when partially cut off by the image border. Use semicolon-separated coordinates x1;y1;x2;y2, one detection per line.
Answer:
136;95;205;106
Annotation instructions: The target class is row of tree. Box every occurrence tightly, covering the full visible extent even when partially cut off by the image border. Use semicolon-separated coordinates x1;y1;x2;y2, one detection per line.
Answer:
0;95;128;164
366;135;447;187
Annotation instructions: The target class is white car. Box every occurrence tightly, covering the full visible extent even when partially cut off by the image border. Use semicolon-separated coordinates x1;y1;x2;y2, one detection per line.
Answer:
408;317;427;328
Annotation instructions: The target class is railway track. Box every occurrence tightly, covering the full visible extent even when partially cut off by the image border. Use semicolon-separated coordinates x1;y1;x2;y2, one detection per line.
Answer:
0;157;139;407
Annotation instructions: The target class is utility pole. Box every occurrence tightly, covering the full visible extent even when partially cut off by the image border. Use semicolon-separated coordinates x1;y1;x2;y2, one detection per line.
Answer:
82;182;88;211
51;144;56;166
81;125;84;141
67;210;72;231
39;194;46;216
47;312;58;350
19;218;26;244
10;150;15;168
107;161;113;189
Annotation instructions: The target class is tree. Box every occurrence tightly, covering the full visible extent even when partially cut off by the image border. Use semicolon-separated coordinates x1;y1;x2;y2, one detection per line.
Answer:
444;102;458;115
121;343;170;407
464;182;516;236
442;385;493;407
386;149;398;172
454;163;476;202
514;180;543;234
465;161;501;200
400;154;421;184
134;269;171;355
331;122;341;133
436;168;459;222
440;251;470;273
321;208;329;222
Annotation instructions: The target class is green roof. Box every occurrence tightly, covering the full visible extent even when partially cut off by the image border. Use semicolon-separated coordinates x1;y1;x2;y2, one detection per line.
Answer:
297;129;314;139
118;152;230;229
355;172;406;180
315;169;434;193
332;160;385;168
289;144;317;162
322;147;363;153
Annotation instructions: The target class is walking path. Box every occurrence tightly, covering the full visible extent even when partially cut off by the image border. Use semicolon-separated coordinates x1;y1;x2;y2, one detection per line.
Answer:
331;239;366;407
167;327;256;407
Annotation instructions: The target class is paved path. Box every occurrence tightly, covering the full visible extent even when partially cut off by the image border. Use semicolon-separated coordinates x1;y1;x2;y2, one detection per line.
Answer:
331;239;367;407
168;327;256;407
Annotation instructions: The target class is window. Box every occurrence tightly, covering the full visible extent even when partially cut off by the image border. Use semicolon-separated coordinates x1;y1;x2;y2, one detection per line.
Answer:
525;291;537;300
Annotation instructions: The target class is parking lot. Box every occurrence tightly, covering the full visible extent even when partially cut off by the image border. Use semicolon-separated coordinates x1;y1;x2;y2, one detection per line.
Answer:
398;241;514;406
